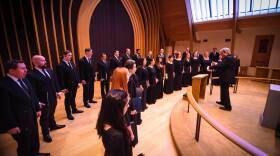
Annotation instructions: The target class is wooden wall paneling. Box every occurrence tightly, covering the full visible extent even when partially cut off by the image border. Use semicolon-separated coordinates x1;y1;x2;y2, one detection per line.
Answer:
231;0;239;55
147;0;156;55
53;0;65;57
30;0;41;54
131;0;146;54
50;0;60;64
44;0;59;67
185;0;194;51
59;0;67;52
150;0;156;55
142;0;151;54
71;0;82;60
136;0;148;56
41;0;53;68
153;0;160;54
9;0;22;60
19;0;32;67
68;0;76;62
0;3;12;60
121;0;139;52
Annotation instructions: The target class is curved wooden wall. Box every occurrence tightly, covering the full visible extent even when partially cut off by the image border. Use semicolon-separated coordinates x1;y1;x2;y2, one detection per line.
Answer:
0;0;82;77
77;0;146;57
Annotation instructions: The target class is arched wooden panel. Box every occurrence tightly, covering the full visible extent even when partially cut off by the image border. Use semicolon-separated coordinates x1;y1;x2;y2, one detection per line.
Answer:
50;0;60;63
71;0;82;62
53;0;65;58
77;0;145;57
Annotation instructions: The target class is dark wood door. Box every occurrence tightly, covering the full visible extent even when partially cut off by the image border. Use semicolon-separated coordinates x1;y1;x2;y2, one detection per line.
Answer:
251;35;274;67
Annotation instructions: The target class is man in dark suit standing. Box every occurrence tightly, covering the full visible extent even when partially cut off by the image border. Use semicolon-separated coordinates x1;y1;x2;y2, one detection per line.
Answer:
110;50;122;74
210;47;220;62
78;48;97;108
27;55;65;143
157;48;167;65
122;48;132;66
132;49;142;67
56;50;83;120
97;53;110;98
0;60;50;156
212;48;235;111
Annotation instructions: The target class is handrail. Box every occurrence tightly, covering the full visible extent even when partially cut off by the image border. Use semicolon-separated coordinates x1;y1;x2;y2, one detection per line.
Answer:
185;86;268;156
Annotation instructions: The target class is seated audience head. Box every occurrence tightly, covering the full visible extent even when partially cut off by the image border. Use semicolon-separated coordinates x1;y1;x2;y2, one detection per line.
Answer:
156;56;163;64
111;67;129;92
124;59;136;75
96;89;129;136
148;50;153;56
193;50;199;58
85;48;93;58
62;50;72;61
160;48;164;54
5;60;27;79
175;51;181;59
136;49;141;55
32;55;47;68
213;47;217;52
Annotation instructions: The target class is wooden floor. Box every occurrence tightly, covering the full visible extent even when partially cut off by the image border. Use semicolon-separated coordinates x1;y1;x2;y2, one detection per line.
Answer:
0;82;179;156
170;80;280;156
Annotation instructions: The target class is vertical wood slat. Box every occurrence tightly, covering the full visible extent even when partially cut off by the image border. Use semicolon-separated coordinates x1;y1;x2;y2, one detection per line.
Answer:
19;0;32;67
68;0;76;61
50;0;60;63
30;0;42;54
0;4;12;60
9;0;22;60
231;0;239;54
59;0;67;52
40;0;53;68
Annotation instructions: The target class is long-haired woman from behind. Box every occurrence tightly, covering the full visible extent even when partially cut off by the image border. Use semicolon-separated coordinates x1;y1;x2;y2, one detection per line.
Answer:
96;89;132;156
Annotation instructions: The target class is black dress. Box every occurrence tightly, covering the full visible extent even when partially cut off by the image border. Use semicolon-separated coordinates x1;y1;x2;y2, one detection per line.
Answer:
146;66;157;104
182;59;192;87
201;58;212;84
164;63;174;94
102;128;132;156
173;59;183;91
201;58;211;74
155;64;164;99
191;58;200;76
136;67;149;111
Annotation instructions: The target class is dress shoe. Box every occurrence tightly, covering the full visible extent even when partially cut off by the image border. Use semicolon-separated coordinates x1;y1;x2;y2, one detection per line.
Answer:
137;153;145;156
216;101;222;104
38;153;50;156
67;115;75;120
137;119;142;125
219;107;232;111
43;135;52;143
89;99;97;103
72;109;84;114
84;103;91;108
50;124;66;131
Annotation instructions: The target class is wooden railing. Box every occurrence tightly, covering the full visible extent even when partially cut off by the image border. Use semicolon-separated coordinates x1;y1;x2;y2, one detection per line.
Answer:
185;86;268;156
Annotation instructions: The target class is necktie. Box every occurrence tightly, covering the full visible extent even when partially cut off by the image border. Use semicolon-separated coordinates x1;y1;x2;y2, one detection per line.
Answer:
17;79;31;97
88;58;91;64
68;62;73;69
42;69;50;79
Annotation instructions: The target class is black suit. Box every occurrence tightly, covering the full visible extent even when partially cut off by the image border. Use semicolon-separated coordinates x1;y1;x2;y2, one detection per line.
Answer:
0;76;40;156
56;61;80;115
110;56;121;74
78;57;96;105
97;60;110;98
27;68;60;137
122;54;131;66
216;55;235;109
210;51;220;62
132;53;141;66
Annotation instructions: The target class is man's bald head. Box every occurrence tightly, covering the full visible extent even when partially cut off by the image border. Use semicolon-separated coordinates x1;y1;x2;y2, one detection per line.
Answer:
32;55;47;68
